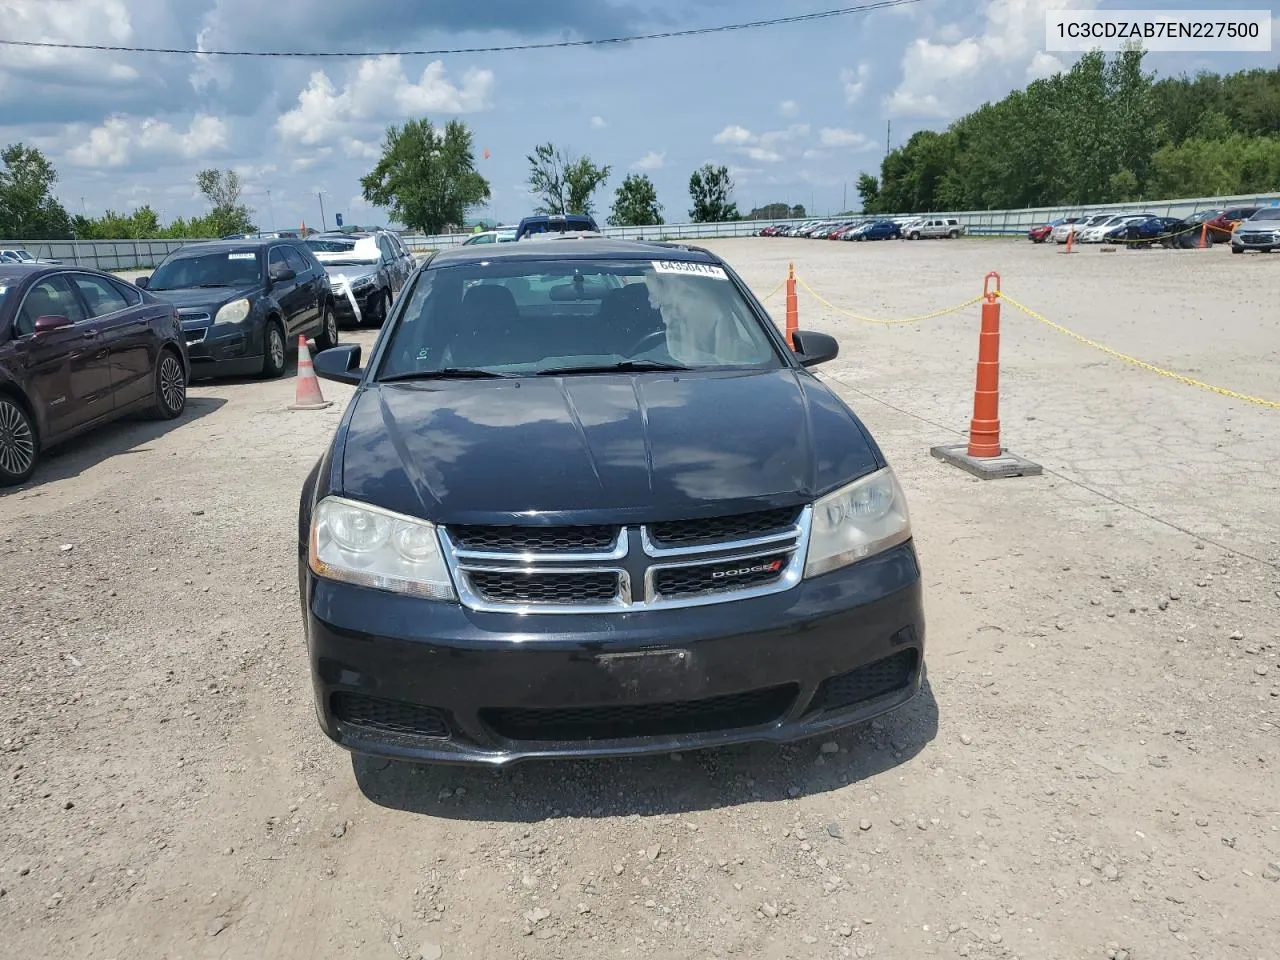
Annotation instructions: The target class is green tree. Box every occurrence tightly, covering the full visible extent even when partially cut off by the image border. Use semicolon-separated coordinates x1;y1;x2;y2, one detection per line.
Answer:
607;174;663;226
688;164;739;222
527;143;611;216
0;143;72;239
855;173;880;213
195;168;254;236
361;118;490;234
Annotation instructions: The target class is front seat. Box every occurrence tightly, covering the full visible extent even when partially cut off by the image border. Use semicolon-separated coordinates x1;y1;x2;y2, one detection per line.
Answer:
448;284;521;368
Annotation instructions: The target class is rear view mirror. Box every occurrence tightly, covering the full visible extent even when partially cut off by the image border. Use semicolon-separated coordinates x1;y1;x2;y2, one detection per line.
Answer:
34;315;73;335
549;281;607;301
790;329;839;368
313;343;363;385
134;276;150;289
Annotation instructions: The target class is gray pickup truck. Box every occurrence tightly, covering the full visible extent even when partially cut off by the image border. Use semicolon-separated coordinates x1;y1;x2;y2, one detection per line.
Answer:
904;217;966;240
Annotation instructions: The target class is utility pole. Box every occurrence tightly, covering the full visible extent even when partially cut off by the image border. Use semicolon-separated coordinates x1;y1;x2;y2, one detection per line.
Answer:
318;191;327;232
886;120;891;155
842;182;847;213
267;189;276;232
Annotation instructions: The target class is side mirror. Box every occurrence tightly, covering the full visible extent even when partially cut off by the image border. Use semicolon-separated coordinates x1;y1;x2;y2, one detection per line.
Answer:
135;275;150;289
270;266;296;284
313;343;363;385
790;330;839;368
34;315;73;335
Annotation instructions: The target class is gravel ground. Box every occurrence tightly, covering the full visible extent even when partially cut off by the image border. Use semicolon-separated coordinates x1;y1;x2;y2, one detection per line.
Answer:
2;238;1278;960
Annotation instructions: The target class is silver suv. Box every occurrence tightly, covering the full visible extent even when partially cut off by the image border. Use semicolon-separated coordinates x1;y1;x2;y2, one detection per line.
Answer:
905;217;965;240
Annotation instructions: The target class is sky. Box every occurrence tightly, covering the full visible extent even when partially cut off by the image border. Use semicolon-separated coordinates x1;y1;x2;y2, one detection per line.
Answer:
1;0;1276;232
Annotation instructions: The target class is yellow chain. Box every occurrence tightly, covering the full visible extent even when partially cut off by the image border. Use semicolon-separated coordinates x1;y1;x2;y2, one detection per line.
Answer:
995;291;1280;410
795;275;982;324
758;277;786;302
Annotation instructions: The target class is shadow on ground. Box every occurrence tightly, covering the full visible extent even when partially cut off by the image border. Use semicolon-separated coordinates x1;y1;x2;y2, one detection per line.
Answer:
352;676;939;821
2;396;226;493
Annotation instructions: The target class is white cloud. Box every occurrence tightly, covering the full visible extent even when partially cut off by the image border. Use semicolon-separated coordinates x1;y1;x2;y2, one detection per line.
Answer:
590;116;607;128
802;149;826;161
275;56;493;146
819;127;874;150
885;0;1098;119
779;99;799;117
633;151;665;171
65;114;229;168
712;123;809;164
840;64;870;104
0;0;138;82
342;137;381;160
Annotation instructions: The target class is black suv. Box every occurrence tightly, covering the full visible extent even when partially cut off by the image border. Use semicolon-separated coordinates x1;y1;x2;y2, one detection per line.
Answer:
514;213;599;240
139;239;338;379
298;238;925;766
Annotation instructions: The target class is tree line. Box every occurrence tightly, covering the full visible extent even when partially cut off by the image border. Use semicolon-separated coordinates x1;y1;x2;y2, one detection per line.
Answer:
0;146;255;241
858;52;1280;214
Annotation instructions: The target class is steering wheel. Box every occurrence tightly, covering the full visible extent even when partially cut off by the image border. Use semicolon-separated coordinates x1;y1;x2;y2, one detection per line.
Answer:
626;330;667;356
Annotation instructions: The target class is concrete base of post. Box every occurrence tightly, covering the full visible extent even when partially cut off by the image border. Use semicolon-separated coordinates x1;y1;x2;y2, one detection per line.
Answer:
930;443;1043;480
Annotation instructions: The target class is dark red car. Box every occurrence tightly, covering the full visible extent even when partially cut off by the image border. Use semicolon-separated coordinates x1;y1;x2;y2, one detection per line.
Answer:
0;263;189;486
1027;224;1054;242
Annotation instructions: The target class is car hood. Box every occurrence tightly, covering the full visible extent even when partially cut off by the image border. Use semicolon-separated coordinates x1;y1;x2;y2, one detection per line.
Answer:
337;369;884;525
146;285;258;312
1236;219;1280;232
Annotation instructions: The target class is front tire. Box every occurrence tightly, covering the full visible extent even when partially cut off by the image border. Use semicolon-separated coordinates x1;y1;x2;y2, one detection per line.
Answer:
0;396;38;487
150;348;187;420
315;302;339;351
908;232;920;240
363;291;388;328
1231;246;1243;254
261;320;287;379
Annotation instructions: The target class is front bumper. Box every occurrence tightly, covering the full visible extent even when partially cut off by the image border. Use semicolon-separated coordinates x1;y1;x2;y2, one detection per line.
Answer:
331;284;378;324
1232;231;1278;250
302;542;926;765
183;321;265;378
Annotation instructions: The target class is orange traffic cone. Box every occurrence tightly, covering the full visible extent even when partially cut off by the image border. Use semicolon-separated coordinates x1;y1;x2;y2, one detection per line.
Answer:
289;335;332;410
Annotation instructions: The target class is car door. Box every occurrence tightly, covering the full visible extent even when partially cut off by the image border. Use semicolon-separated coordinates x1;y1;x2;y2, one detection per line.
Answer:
375;235;401;294
69;272;157;408
282;245;321;332
267;246;308;338
11;274;113;438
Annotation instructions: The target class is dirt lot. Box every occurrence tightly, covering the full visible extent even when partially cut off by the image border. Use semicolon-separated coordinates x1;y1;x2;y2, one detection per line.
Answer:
2;237;1278;960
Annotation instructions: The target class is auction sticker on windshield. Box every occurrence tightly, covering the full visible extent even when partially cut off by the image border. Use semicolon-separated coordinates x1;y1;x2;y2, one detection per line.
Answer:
228;253;256;260
651;260;728;280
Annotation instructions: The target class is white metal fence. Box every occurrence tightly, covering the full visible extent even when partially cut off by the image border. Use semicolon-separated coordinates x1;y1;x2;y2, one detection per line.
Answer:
400;191;1280;249
5;191;1279;268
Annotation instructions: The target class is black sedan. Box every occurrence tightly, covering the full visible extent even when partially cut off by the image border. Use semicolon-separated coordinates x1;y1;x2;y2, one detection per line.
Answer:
0;263;189;486
297;238;926;767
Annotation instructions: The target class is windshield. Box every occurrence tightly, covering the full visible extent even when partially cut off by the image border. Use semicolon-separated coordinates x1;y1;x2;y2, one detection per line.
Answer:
149;250;262;290
307;237;377;264
378;258;783;379
1248;207;1280;221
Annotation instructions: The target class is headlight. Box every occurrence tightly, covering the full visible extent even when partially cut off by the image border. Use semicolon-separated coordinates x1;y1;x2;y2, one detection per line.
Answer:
804;467;912;579
215;298;250;324
308;496;456;600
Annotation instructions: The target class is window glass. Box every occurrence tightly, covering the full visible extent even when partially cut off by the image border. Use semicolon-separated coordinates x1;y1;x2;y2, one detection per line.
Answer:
72;273;130;317
106;277;143;305
149;249;262;290
282;246;309;273
380;259;782;378
15;275;89;336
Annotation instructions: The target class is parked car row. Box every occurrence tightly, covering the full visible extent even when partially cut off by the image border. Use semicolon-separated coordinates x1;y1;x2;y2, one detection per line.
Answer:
1031;204;1278;252
760;214;967;242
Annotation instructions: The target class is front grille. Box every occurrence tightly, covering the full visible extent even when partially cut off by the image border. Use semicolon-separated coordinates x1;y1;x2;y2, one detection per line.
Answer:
653;552;790;599
450;524;618;554
332;693;451;739
467;569;620;604
481;684;797;742
647;507;801;548
811;649;918;713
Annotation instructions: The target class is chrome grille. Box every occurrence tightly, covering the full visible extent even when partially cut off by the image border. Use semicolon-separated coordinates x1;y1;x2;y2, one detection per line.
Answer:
440;507;811;614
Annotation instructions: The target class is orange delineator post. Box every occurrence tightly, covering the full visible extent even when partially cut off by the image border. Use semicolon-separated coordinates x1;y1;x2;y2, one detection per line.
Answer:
1064;227;1074;253
967;272;1003;459
784;263;798;349
1199;223;1208;248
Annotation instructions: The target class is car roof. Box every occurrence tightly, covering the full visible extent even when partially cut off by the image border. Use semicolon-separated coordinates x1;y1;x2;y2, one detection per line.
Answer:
429;237;720;267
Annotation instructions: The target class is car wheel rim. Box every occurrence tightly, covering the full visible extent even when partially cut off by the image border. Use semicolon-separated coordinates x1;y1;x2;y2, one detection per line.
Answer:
270;330;284;368
0;400;35;476
160;355;185;413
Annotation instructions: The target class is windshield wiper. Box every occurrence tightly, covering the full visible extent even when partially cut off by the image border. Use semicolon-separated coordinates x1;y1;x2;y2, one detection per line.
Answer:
191;282;232;288
381;367;513;382
536;360;692;376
